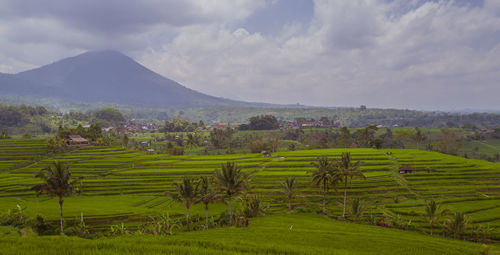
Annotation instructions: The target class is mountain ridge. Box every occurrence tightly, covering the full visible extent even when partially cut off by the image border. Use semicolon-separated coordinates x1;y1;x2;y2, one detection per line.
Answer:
0;50;273;108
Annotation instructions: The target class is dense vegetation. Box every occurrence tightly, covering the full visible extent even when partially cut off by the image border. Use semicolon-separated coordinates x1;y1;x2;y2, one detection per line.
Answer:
2;99;500;128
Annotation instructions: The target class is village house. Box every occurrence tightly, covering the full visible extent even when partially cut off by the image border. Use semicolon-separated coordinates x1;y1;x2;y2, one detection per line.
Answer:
399;165;415;174
66;135;89;146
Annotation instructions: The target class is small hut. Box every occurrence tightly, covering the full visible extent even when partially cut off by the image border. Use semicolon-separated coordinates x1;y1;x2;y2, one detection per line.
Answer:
399;165;415;174
67;135;89;146
261;150;271;157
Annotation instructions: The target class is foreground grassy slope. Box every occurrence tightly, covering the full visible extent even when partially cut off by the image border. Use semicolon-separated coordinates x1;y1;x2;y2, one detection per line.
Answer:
0;214;486;255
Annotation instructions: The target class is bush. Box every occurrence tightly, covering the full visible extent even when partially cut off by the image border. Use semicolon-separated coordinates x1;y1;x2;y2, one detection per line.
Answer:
292;206;311;214
110;223;129;236
215;212;231;227
0;205;28;228
64;214;90;238
168;146;184;155
248;139;269;153
139;214;180;235
240;194;265;218
33;215;56;236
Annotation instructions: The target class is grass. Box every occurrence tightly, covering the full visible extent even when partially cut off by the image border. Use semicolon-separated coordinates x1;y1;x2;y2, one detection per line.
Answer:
0;214;487;255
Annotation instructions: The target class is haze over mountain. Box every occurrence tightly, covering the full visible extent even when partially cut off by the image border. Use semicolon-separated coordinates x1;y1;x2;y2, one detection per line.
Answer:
0;50;264;108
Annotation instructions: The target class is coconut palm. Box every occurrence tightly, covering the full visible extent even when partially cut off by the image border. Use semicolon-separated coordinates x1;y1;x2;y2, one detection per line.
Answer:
279;177;299;211
336;152;365;219
214;162;252;224
196;176;218;229
420;199;450;235
31;161;79;233
170;177;199;231
444;212;469;239
185;133;198;149
310;156;340;214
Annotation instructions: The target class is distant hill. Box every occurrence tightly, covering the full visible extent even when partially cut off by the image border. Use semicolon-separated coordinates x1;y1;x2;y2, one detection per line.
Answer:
0;50;268;108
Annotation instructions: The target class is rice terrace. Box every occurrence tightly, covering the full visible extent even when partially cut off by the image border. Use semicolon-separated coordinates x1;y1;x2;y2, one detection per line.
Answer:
0;135;499;254
1;0;500;254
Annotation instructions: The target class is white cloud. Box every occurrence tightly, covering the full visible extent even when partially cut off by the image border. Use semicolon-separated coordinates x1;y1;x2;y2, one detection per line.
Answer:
1;0;500;110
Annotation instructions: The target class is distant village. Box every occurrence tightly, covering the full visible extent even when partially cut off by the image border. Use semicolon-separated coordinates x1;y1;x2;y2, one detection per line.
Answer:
103;119;342;135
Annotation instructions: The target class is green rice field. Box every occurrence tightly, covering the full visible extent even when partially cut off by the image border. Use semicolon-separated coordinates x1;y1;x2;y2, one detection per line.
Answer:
0;214;487;255
0;138;499;253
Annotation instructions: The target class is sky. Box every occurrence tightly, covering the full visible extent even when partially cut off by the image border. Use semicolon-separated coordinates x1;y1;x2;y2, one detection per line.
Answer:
0;0;499;111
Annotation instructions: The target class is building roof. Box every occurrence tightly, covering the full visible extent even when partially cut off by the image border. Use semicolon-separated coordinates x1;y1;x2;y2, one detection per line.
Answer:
399;165;415;171
68;135;88;143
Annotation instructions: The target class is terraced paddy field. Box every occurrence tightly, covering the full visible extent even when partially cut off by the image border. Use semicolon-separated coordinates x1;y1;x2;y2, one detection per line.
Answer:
0;214;488;255
0;139;48;172
0;139;499;242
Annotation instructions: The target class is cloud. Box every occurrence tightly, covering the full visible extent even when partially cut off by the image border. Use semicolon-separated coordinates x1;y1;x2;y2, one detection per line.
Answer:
0;0;265;71
1;0;500;110
140;0;500;110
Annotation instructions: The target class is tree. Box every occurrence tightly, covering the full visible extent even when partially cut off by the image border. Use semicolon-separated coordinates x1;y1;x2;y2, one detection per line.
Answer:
86;123;102;142
412;127;427;149
214;162;252;224
170;177;199;231
310;156;340;214
269;133;280;153
197;176;218;229
335;152;365;219
209;127;234;149
279;177;299;211
420;200;450;235
435;129;463;155
240;115;279;130
0;131;10;139
31;161;80;233
395;129;416;148
121;134;129;148
353;125;378;147
337;127;351;148
444;212;469;239
185;133;198;149
94;107;125;124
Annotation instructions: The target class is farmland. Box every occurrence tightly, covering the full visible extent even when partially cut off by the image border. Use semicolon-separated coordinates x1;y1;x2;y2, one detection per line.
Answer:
0;214;487;255
0;138;499;252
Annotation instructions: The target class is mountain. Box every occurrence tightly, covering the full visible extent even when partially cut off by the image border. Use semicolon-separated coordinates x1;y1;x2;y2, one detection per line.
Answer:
0;50;260;108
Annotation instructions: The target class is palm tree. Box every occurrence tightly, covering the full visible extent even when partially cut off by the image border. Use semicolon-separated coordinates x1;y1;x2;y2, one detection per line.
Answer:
420;200;450;235
310;156;340;214
31;161;79;234
444;212;469;239
196;176;218;229
279;177;299;211
214;162;252;224
185;133;198;149
336;152;365;219
170;177;199;231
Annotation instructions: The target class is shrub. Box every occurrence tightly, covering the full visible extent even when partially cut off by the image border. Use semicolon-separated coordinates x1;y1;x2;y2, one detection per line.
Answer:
110;223;129;236
140;214;180;235
0;205;28;228
168;146;184;155
240;194;265;218
292;206;311;214
33;215;56;236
